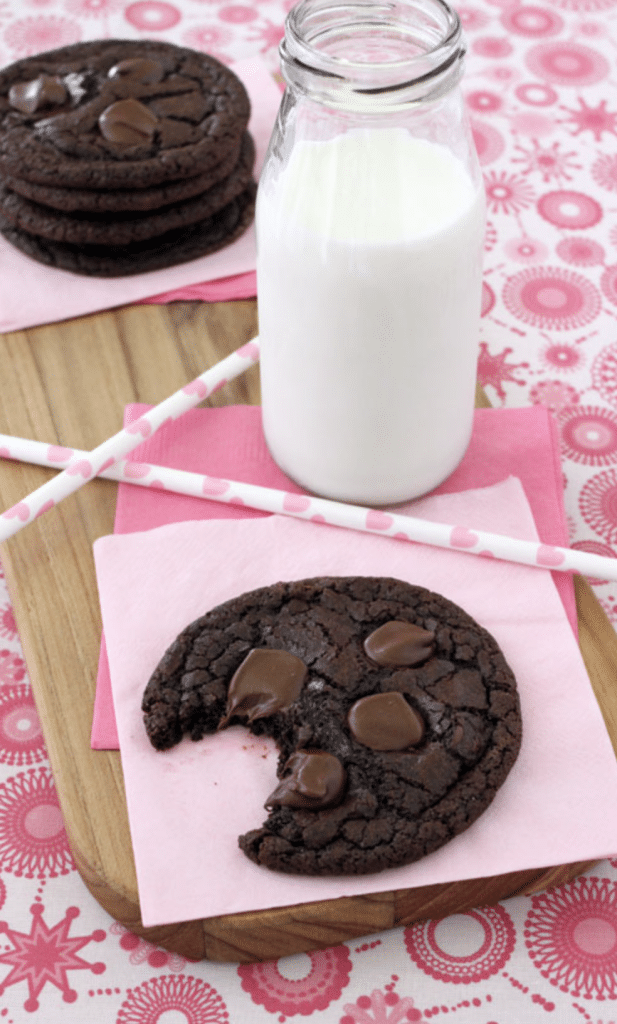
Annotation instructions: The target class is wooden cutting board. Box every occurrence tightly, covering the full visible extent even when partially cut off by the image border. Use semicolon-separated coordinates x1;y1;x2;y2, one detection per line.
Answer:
0;299;615;963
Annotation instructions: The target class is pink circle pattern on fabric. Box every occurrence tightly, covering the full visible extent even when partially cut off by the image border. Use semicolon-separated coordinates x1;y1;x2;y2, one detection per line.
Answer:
405;906;516;981
537;189;603;229
238;946;353;1014
558;405;617;465
116;974;229;1023
502;265;602;330
525;877;617;999
0;767;74;878
525;40;609;84
0;685;45;767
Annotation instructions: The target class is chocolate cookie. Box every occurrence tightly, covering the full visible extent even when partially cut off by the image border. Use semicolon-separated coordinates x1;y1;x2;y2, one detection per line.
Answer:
2;130;251;213
0;131;255;245
142;576;522;876
0;183;256;276
0;39;251;189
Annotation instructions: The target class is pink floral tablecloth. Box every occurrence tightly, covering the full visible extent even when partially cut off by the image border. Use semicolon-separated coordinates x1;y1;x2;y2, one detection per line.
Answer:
2;0;617;1021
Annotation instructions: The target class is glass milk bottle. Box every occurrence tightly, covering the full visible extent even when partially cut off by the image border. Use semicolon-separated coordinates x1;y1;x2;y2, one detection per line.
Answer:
256;0;486;505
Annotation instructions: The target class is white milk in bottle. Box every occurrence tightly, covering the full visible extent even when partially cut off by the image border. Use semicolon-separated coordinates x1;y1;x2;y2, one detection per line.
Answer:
257;0;485;505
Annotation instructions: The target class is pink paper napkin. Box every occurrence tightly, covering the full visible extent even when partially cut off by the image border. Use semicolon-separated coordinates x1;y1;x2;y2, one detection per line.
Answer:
93;477;617;927
0;58;281;333
91;404;575;749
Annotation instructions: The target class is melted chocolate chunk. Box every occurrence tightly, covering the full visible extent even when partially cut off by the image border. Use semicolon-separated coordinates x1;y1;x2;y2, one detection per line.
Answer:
108;58;164;85
9;75;67;115
220;648;307;726
98;98;157;145
348;691;425;750
364;620;435;667
265;751;346;810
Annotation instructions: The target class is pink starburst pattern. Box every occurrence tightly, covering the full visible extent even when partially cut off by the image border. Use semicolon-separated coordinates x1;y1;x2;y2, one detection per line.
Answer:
557;236;605;266
117;975;228;1023
525;877;617;999
0;766;74;878
0;649;26;686
4;15;81;56
512;139;581;183
239;946;352;1015
529;379;580;414
0;903;104;1012
246;17;285;52
540;340;584;373
592;342;617;407
560;98;617;141
0;604;16;641
340;988;423;1023
477;342;530;402
405;906;516;983
484;169;536;215
0;684;45;766
592;154;617;193
558;405;617;465
503;265;601;330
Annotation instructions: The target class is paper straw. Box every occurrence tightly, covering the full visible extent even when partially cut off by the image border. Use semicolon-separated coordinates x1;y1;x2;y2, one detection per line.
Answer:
0;338;260;542
2;432;617;583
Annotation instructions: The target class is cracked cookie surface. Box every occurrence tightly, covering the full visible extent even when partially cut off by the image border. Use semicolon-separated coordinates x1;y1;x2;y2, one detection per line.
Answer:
142;576;522;876
0;39;251;189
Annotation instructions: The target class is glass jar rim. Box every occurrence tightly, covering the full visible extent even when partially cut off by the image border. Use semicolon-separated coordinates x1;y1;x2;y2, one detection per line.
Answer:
280;0;465;104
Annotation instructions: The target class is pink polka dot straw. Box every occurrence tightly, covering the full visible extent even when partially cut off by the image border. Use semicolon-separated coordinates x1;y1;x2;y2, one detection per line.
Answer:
3;429;617;583
0;339;260;543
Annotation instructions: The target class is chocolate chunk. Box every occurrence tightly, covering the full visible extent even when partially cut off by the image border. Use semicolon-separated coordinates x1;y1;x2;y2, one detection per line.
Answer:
364;620;435;666
98;98;157;145
220;648;307;726
265;751;346;810
107;58;164;84
9;75;67;115
348;691;424;750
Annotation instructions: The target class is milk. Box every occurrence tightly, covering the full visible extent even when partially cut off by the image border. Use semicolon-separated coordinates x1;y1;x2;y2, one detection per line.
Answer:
257;126;486;504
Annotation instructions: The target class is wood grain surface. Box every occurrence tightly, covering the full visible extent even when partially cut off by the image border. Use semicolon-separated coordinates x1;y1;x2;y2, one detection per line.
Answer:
0;300;611;962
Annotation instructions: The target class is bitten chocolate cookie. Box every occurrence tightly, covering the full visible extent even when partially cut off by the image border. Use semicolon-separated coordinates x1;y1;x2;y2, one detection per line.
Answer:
142;576;522;876
0;39;251;189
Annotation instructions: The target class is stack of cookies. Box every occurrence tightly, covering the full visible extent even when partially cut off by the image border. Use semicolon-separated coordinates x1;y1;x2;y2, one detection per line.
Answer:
0;39;256;276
